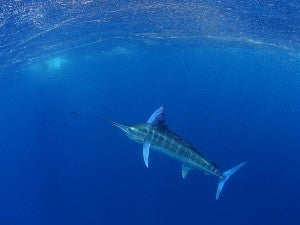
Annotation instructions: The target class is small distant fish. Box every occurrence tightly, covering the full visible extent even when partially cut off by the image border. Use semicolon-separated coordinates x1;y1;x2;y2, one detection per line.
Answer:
70;111;79;115
101;106;247;200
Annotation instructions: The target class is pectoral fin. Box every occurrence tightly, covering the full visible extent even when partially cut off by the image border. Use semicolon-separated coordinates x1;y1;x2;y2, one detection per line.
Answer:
182;165;193;179
143;142;151;168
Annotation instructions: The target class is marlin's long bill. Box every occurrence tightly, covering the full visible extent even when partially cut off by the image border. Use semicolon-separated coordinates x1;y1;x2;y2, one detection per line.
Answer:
98;115;130;133
100;107;247;200
109;121;129;133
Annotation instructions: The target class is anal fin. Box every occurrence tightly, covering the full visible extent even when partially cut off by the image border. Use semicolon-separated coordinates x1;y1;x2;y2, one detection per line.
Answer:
182;165;193;179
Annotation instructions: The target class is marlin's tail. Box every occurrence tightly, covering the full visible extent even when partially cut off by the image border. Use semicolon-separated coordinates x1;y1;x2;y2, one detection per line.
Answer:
216;162;247;200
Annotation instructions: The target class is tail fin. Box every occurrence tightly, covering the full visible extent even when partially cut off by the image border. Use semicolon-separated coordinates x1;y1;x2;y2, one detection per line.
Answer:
216;162;247;200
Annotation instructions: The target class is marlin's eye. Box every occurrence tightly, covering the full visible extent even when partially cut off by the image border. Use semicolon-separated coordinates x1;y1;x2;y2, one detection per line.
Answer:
129;127;136;132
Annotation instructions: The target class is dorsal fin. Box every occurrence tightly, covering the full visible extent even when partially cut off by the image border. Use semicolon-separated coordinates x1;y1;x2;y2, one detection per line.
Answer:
147;106;165;126
211;162;219;169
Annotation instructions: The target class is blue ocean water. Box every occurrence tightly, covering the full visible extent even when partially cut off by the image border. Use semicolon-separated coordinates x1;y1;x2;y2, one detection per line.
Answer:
0;1;300;225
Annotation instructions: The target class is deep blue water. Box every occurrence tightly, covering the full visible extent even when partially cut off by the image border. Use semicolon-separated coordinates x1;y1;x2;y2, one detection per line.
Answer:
0;1;300;225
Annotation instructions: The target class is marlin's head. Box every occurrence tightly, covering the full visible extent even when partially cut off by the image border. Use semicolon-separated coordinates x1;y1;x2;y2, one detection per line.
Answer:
102;116;147;143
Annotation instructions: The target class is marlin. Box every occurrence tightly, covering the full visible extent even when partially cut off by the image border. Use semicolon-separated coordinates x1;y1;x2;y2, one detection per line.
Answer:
104;106;246;200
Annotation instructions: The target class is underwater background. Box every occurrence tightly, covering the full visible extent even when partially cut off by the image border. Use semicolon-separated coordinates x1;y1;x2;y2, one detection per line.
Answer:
0;0;299;224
